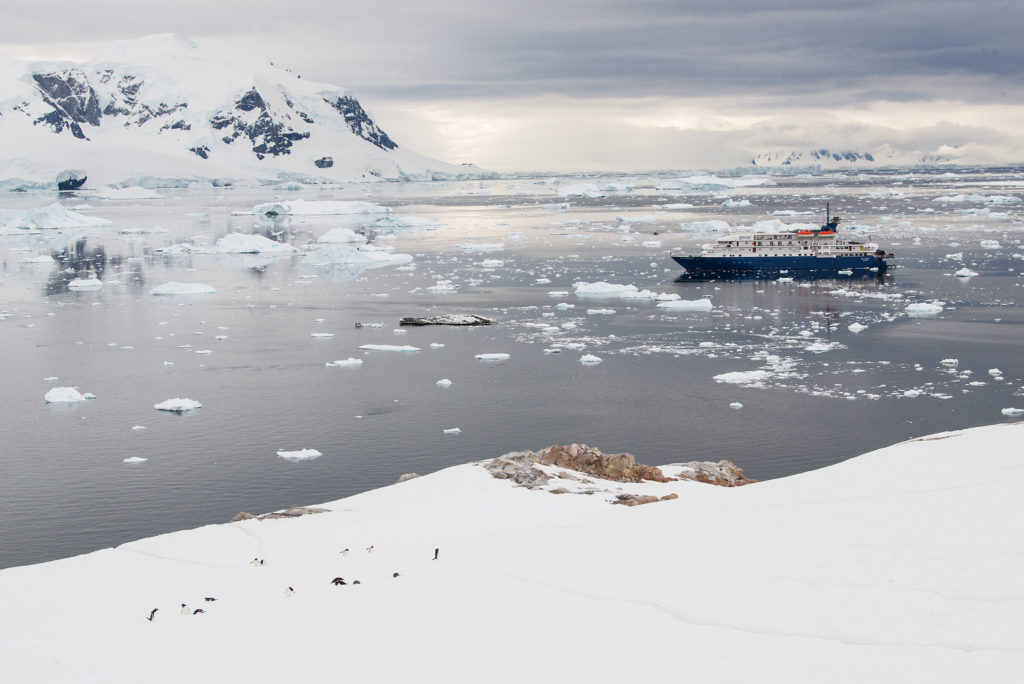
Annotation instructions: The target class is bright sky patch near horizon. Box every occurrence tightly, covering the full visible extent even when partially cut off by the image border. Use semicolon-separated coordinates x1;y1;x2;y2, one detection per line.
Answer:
2;0;1022;172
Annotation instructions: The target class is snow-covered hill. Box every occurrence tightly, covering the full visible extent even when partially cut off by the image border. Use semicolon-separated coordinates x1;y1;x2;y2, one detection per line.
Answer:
0;34;491;189
1;422;1022;682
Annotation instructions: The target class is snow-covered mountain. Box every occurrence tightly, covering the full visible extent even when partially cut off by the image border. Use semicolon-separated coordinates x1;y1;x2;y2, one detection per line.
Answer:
751;147;953;169
0;34;491;189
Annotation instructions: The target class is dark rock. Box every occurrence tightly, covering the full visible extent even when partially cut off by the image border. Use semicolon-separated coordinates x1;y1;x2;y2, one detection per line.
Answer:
56;169;87;191
314;156;334;169
229;512;256;522
399;315;494;326
612;494;661;506
190;145;210;160
668;461;756;487
535;444;673;483
325;95;397;150
396;472;420;483
258;506;331;520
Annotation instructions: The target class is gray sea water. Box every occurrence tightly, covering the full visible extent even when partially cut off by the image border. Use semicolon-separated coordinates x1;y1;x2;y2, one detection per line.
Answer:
2;168;1022;569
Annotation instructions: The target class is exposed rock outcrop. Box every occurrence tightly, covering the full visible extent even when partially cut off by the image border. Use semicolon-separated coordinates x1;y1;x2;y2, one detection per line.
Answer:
229;512;256;522
259;506;331;520
315;156;334;169
56;169;87;191
536;444;672;483
399;314;494;326
396;472;420;483
668;461;756;487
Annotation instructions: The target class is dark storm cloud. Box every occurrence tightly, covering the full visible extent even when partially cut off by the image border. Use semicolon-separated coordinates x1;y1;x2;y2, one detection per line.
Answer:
4;0;1021;103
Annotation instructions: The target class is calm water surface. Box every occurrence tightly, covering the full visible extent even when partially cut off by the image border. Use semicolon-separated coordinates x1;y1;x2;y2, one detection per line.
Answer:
1;169;1022;568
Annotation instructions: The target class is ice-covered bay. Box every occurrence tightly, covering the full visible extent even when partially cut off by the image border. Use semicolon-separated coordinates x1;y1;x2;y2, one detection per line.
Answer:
0;170;1022;571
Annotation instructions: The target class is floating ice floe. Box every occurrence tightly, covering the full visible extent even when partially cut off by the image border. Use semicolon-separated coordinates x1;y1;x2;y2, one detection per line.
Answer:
430;343;446;349
44;387;95;403
458;242;504;252
1001;408;1024;417
805;341;839;353
580;354;602;365
714;370;772;385
722;199;752;207
574;281;679;301
131;425;146;430
153;398;201;413
587;308;616;315
212;233;298;254
680;220;729;233
479;259;505;268
436;379;453;388
0;203;113;231
149;282;216;296
475;353;510;361
371;215;440;232
980;240;1002;249
656;299;713;311
730;402;744;409
358;344;420;352
123;456;147;464
276;448;323;462
86;186;164;200
68;278;103;290
302;244;413;268
557;183;605;198
427;280;459;293
318;228;367;244
940;359;959;367
905;301;944;317
989;368;1002;377
953;268;978;278
642;240;662;248
326;358;363;367
443;428;462;435
847;323;868;333
310;333;335;338
252;200;390;216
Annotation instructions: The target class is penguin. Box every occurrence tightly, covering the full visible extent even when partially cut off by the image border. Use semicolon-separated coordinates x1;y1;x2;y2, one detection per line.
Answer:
284;586;295;597
146;608;158;622
331;577;346;586
353;580;361;585
204;597;217;602
249;557;261;567
392;572;400;578
193;608;205;615
180;603;190;615
340;548;349;556
366;545;374;553
433;548;439;560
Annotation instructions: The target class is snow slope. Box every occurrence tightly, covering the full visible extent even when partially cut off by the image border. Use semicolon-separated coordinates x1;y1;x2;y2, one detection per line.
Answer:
1;422;1021;682
0;34;491;187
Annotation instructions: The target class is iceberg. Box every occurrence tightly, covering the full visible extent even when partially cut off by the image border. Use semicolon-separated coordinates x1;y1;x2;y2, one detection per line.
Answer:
44;387;94;403
436;379;453;388
301;244;412;268
153;398;201;413
0;203;111;230
326;358;363;367
580;354;602;365
276;448;323;462
67;278;104;291
953;268;978;278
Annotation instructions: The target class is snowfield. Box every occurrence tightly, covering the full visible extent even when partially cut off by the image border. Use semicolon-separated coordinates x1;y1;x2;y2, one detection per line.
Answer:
1;422;1021;682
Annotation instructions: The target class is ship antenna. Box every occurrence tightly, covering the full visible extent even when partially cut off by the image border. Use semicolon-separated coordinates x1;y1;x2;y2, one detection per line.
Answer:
826;201;830;224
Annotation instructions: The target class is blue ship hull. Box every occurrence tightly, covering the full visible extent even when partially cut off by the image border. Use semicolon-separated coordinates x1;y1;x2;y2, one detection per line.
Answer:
672;254;887;275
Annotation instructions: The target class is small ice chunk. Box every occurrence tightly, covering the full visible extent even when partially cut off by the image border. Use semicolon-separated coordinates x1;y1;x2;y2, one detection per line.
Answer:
940;359;959;367
905;301;944;317
44;387;94;403
153;398;201;412
580;354;602;365
68;278;103;290
276;448;323;462
475;353;510;361
587;308;616;315
123;456;148;464
436;379;453;388
430;343;445;349
131;425;146;430
310;332;335;338
443;427;462;434
358;344;420;352
729;402;743;409
326;358;363;367
953;268;978;278
656;299;713;311
847;323;868;333
1001;407;1024;416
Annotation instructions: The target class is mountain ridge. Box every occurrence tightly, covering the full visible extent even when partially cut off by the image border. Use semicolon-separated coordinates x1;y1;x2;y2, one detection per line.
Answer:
0;34;491;188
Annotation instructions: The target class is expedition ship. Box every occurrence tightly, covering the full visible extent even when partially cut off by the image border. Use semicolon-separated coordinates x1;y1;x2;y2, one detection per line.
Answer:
671;211;892;276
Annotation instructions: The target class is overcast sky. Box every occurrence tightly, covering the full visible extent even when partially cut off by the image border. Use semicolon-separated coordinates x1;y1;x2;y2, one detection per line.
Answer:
3;0;1022;171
